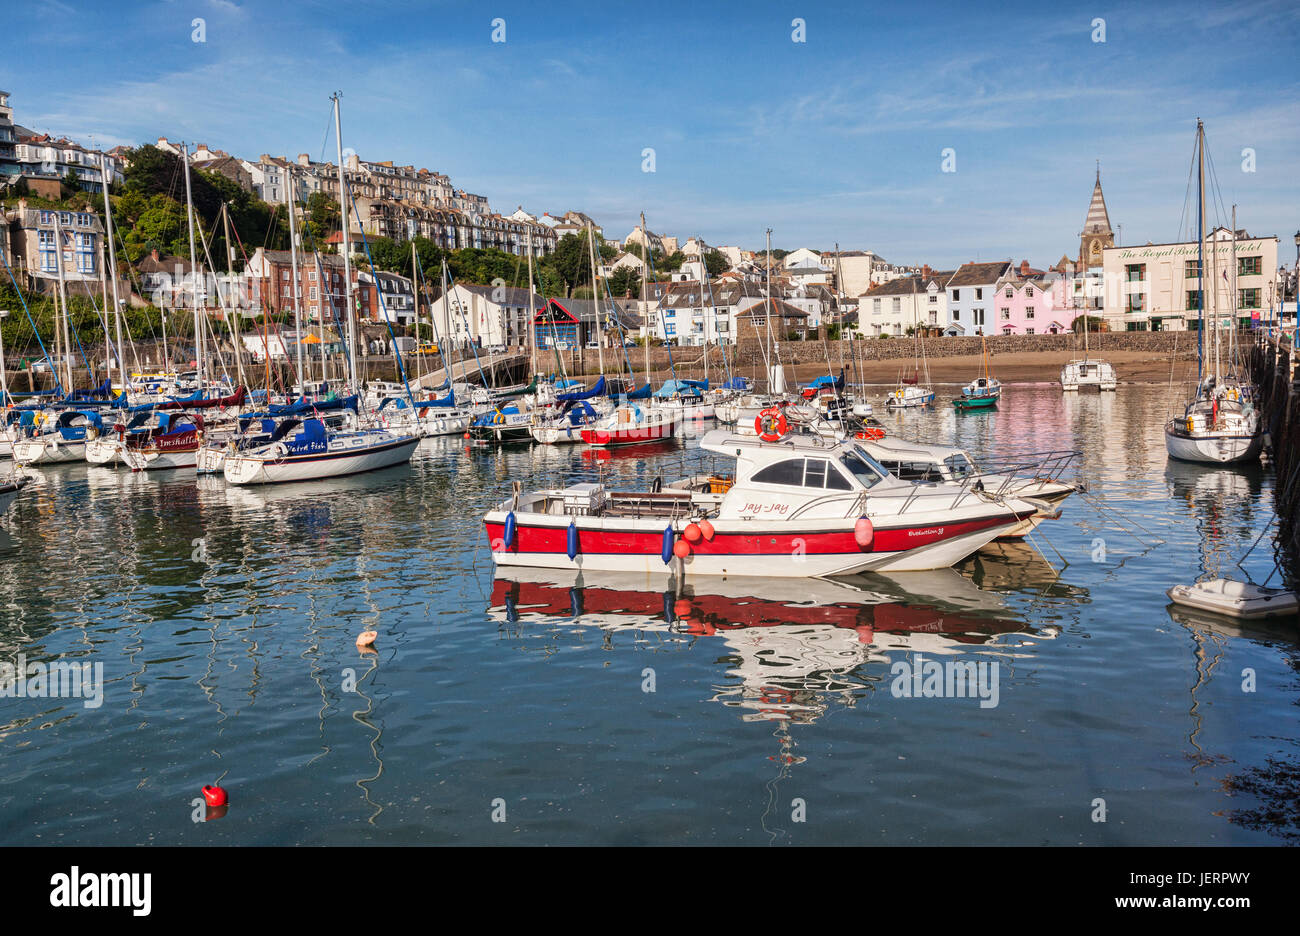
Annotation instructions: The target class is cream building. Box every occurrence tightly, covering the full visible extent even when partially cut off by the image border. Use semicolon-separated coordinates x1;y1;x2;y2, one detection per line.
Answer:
1101;229;1279;331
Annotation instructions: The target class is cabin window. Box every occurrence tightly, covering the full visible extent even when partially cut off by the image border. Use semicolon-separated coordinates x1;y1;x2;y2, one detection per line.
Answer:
843;448;887;489
751;458;806;487
881;461;942;482
824;467;852;490
804;459;827;487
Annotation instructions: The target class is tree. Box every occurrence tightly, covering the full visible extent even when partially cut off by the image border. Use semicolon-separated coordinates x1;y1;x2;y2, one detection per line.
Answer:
547;233;592;295
609;267;639;297
1070;314;1106;333
703;250;728;277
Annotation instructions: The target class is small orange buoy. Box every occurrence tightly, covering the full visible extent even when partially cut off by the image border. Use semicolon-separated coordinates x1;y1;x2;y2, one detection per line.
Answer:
202;784;227;807
698;519;715;541
854;516;874;548
356;630;378;647
683;522;702;543
672;539;691;559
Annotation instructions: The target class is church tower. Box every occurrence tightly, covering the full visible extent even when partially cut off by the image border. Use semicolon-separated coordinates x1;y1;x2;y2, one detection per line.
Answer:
1078;166;1114;270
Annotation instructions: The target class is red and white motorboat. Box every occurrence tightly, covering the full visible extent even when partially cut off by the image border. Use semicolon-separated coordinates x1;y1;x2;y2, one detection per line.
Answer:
580;404;679;447
485;428;1044;578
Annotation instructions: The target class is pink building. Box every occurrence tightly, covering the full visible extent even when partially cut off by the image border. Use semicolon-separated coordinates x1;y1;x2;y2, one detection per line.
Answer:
991;265;1073;335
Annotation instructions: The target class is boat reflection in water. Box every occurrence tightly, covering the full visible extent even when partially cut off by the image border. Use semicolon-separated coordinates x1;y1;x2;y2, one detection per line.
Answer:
489;548;1071;727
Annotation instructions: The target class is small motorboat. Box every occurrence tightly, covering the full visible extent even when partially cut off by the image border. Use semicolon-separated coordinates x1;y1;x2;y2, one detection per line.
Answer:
1166;579;1298;621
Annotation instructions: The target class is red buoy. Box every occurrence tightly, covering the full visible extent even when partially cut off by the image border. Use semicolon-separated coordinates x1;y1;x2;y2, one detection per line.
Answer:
202;784;227;807
698;519;715;541
854;516;875;548
356;630;377;647
673;539;691;559
683;523;702;543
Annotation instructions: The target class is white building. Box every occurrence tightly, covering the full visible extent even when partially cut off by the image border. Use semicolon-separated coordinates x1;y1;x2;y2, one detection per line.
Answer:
943;261;1012;336
861;274;947;337
782;247;823;270
1101;229;1280;331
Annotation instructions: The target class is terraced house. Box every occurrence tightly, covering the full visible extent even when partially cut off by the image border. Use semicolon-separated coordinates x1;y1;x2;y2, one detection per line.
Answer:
4;200;104;293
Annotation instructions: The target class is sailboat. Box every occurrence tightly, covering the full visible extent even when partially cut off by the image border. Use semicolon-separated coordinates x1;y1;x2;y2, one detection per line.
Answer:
953;337;1000;410
1164;121;1262;465
222;94;418;484
885;324;934;408
1060;286;1116;390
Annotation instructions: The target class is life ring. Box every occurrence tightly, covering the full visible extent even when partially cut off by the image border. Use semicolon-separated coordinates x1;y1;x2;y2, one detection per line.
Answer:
755;406;788;442
854;426;886;441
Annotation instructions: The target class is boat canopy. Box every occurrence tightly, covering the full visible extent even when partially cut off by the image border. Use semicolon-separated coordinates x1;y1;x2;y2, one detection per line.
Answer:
558;376;606;402
268;394;359;417
722;376;750;391
623;383;653;400
653;378;707;398
806;372;845;391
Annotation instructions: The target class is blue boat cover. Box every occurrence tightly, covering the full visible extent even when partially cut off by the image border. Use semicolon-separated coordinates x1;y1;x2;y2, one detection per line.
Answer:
557;376;605;402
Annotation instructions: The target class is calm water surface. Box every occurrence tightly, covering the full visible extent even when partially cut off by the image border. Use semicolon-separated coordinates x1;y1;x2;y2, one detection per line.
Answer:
1;385;1297;845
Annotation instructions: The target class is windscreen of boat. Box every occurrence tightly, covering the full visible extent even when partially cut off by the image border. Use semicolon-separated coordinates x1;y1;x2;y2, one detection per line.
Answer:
944;453;976;478
843;447;888;489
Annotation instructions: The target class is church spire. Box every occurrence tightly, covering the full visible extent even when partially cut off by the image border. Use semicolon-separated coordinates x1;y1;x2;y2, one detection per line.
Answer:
1077;166;1115;270
1084;166;1112;236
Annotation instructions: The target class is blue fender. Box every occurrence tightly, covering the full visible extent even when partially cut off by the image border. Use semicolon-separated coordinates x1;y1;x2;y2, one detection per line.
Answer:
503;511;517;549
566;519;579;560
661;525;675;565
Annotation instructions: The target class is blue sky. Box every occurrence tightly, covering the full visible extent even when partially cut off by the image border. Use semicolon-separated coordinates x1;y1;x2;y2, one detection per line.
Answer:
8;0;1299;267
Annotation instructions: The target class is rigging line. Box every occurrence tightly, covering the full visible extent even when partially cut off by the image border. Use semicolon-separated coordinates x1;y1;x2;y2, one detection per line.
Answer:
0;249;61;394
347;187;417;408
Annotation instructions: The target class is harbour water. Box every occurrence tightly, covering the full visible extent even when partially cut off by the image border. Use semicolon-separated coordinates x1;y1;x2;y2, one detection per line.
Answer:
1;384;1296;845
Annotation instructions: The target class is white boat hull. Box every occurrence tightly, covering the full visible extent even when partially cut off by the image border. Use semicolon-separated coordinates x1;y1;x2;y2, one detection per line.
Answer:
223;433;419;485
123;448;200;472
1164;427;1262;464
12;436;87;465
85;437;127;467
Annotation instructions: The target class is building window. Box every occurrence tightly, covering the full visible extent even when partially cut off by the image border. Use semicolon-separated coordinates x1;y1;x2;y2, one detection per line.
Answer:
1026;286;1034;297
1026;309;1035;319
1004;287;1013;298
1239;288;1261;309
1125;263;1146;282
974;309;985;325
309;287;318;300
1186;290;1202;311
1127;294;1145;313
1026;328;1035;334
1000;308;1010;320
951;289;960;301
928;294;936;303
1238;256;1261;276
953;310;960;320
1184;260;1201;279
282;270;290;281
891;298;901;312
975;288;983;300
872;298;881;313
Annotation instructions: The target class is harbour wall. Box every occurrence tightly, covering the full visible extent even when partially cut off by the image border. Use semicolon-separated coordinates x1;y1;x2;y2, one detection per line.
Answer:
1250;334;1300;584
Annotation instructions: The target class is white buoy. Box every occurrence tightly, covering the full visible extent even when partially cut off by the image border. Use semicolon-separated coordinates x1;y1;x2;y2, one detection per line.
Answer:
1166;579;1298;621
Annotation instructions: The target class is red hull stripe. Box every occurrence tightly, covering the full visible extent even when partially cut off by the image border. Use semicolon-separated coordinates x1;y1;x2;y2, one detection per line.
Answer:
485;513;1019;556
580;426;673;446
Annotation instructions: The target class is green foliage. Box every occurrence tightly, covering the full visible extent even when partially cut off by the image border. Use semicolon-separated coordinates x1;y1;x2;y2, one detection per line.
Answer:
825;323;841;340
1070;314;1106;333
608;267;639;297
703;250;728;277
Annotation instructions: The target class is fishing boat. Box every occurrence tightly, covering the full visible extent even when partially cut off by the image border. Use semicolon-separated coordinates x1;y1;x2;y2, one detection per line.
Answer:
485;427;1043;578
580;404;680;446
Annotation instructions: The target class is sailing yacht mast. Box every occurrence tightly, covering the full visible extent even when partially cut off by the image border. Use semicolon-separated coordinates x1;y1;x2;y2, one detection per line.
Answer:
586;224;604;377
1197;119;1205;376
181;141;204;388
332;93;358;395
526;229;537;378
287;186;305;393
100;167;124;394
52;212;74;392
1230;205;1238;375
640;211;650;388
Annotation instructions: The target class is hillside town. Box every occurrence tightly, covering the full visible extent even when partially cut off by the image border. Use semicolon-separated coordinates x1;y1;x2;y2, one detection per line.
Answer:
1;87;1295;362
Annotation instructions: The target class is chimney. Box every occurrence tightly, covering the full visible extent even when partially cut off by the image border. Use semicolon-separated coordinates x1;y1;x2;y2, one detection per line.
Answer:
922;264;932;278
1020;259;1030;275
298;153;310;166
